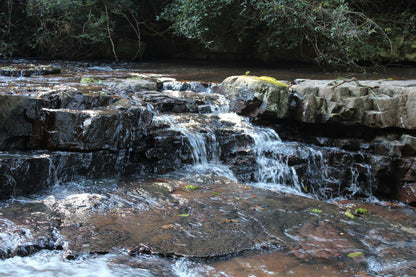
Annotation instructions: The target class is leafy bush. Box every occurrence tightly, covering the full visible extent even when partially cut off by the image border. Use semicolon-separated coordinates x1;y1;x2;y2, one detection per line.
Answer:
161;0;396;69
1;0;162;59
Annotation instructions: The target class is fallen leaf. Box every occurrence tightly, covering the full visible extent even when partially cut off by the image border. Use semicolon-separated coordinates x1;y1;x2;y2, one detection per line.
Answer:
312;208;322;213
178;213;190;217
221;219;239;223
355;208;367;215
252;205;265;210
185;185;198;190
161;224;175;229
348;251;363;258
345;210;355;219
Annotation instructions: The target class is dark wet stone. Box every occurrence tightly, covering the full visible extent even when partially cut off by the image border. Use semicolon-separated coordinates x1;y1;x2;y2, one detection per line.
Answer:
45;92;120;110
0;153;54;198
0;95;50;150
41;105;152;151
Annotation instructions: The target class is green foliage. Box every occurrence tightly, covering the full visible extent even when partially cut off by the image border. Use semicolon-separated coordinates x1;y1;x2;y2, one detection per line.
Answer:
0;0;165;59
160;0;410;70
1;0;415;67
159;0;240;49
311;208;322;213
25;0;108;58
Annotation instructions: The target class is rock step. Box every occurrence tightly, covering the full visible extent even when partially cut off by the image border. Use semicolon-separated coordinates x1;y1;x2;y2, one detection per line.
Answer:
0;152;53;197
0;65;61;77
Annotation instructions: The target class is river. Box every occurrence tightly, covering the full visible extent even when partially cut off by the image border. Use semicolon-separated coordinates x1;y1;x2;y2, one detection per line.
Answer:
0;59;415;276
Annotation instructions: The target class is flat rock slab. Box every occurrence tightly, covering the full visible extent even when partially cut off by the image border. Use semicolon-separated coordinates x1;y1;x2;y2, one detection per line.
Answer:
1;171;414;275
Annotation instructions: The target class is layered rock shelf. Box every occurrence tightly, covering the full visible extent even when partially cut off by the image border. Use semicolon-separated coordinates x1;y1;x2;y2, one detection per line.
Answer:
1;72;416;205
222;76;416;205
1;66;416;275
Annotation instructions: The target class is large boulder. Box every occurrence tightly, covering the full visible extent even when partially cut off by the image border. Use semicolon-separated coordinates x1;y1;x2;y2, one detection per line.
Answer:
221;75;289;118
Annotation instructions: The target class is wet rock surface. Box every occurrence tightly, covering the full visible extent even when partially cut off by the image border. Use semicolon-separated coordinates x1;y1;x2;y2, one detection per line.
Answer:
0;174;415;276
1;62;416;275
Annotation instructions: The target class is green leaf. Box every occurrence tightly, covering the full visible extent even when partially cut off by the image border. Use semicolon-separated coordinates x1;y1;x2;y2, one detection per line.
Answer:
355;208;367;215
345;211;355;219
348;251;363;258
311;208;322;213
185;185;198;190
178;213;190;217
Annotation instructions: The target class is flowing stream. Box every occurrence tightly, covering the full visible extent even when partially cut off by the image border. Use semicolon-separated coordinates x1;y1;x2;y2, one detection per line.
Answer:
0;60;415;276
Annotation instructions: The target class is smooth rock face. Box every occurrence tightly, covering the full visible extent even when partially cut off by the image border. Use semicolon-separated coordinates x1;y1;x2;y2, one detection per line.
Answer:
115;78;158;92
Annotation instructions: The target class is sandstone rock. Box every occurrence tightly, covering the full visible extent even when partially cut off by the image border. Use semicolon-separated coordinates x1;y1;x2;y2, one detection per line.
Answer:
115;78;158;93
221;75;289;118
291;80;416;129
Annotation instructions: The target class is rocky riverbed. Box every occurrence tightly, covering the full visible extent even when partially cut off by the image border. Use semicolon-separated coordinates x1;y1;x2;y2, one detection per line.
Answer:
0;61;415;276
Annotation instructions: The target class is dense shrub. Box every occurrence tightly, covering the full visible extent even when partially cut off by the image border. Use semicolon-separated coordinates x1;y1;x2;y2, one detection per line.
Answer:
1;0;165;60
161;0;399;69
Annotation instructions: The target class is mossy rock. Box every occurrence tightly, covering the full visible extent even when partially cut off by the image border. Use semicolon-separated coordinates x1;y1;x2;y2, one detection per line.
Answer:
221;75;289;119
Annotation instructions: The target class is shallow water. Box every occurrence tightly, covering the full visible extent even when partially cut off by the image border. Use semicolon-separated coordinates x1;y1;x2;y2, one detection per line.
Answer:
0;60;415;276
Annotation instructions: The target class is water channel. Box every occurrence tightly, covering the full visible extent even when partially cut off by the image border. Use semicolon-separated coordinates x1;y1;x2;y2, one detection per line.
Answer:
0;60;415;276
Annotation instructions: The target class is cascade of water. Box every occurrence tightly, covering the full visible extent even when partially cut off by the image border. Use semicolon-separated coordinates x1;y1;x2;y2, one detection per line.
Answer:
247;127;300;190
154;114;220;166
157;82;375;199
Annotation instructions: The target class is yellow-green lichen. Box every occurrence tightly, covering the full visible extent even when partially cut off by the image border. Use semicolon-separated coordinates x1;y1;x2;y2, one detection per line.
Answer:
256;76;288;87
